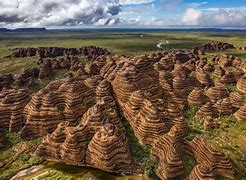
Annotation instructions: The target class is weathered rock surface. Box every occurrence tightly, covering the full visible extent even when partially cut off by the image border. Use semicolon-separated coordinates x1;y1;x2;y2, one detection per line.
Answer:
20;76;95;138
0;74;14;90
16;68;39;87
0;89;31;132
194;41;234;52
237;75;246;93
184;137;235;179
234;105;246;122
188;88;208;108
2;45;242;180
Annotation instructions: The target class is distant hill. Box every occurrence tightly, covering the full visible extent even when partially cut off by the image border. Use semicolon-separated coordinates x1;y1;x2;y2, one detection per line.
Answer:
0;28;47;32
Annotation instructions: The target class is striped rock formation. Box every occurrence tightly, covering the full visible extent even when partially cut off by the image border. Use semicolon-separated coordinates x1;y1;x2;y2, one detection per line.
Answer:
213;66;225;79
203;116;220;130
237;75;246;93
234;105;246;122
86;123;135;174
0;89;31;132
122;90;167;146
194;41;234;52
0;74;14;90
184;136;235;179
188;165;215;180
16;68;39;87
195;68;212;87
231;68;244;81
110;58;170;147
215;55;233;68
220;71;237;85
36;122;135;174
196;102;217;119
229;92;245;108
187;88;208;108
168;91;187;110
214;98;235;116
205;86;228;103
203;63;215;73
38;59;54;79
21;77;95;138
151;119;188;180
172;75;188;92
159;71;173;91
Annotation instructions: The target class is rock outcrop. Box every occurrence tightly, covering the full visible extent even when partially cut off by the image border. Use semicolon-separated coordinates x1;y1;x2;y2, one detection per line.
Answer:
237;76;246;93
16;68;39;87
0;89;31;132
0;74;14;90
187;88;208;108
194;41;234;52
21;77;95;138
205;86;228;103
36;113;135;174
234;105;246;122
151;121;188;180
229;92;245;108
184;137;235;179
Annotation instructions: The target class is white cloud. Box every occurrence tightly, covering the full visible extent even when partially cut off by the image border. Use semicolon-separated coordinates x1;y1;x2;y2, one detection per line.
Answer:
181;8;203;25
120;16;173;26
181;7;246;27
0;0;121;28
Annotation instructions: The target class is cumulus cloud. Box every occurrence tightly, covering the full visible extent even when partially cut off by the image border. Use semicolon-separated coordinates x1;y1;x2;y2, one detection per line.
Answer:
181;8;203;25
181;7;246;27
0;0;121;28
119;16;173;27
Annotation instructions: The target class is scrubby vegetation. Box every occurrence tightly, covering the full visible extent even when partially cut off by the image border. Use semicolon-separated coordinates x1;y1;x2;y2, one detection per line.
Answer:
37;170;72;180
185;107;246;179
1;31;246;75
0;133;43;180
121;117;158;176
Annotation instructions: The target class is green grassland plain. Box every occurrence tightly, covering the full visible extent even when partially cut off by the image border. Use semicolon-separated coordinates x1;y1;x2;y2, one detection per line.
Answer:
0;31;246;75
0;31;245;179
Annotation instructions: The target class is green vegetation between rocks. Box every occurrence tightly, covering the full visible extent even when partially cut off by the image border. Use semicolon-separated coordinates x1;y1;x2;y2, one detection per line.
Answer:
37;170;72;180
121;117;158;176
0;132;43;180
185;107;246;179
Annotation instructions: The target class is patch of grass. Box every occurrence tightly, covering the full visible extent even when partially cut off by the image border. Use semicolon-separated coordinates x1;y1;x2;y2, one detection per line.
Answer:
0;153;44;180
181;155;196;175
227;84;238;93
37;170;72;180
0;133;44;180
121;116;157;176
203;116;246;179
184;107;246;179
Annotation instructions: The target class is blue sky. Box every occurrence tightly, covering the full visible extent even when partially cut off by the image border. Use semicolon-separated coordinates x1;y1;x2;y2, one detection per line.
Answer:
118;0;246;27
0;0;245;28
